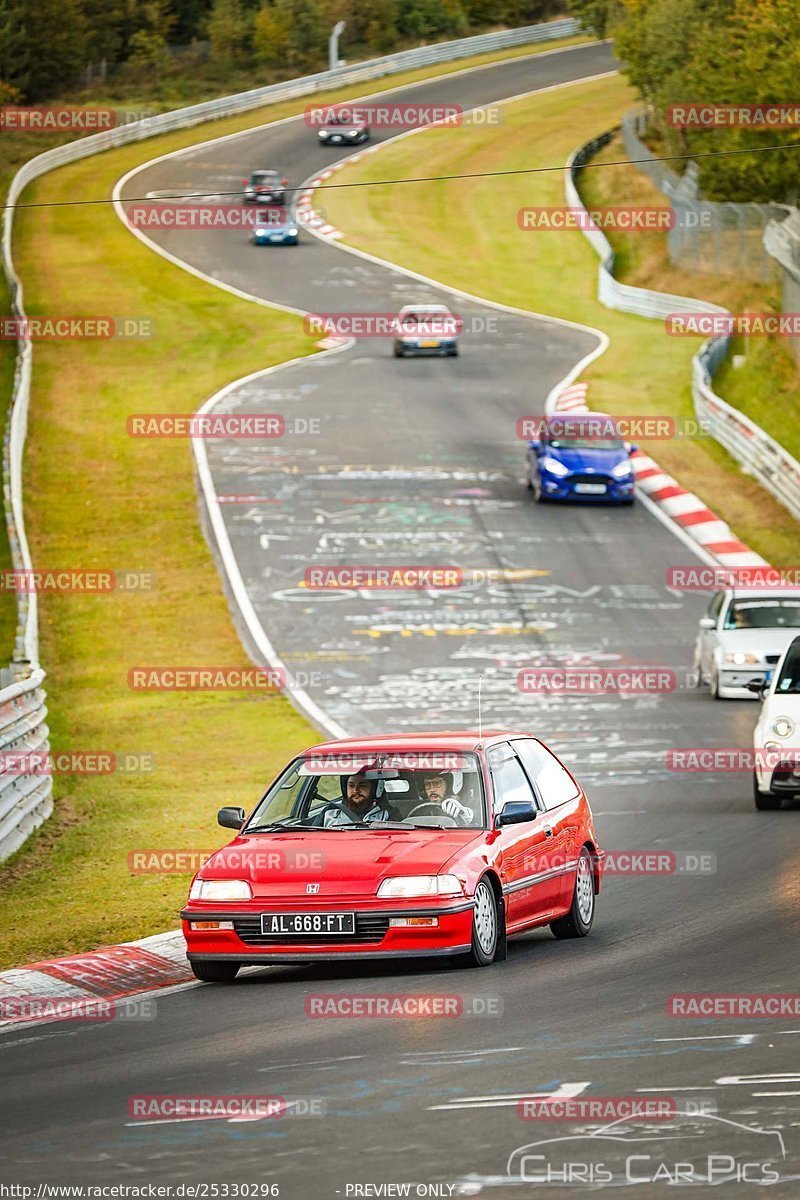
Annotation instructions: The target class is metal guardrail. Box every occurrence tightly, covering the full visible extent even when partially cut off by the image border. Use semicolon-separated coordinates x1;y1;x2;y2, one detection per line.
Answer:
0;669;51;860
567;130;800;525
566;134;725;320
693;340;800;522
0;17;579;860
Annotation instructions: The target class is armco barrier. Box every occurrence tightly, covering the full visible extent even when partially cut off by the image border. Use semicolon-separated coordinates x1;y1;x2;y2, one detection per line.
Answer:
0;669;51;860
693;339;800;522
0;18;579;859
567;131;800;524
566;132;725;322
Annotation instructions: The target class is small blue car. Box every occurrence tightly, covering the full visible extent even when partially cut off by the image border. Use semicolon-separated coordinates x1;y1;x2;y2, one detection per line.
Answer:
527;413;636;504
251;209;299;246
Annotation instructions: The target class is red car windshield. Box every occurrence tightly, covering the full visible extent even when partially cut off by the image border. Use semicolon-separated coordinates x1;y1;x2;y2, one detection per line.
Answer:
244;752;485;830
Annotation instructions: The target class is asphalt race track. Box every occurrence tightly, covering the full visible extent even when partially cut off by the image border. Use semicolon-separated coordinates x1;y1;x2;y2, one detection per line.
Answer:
3;40;799;1196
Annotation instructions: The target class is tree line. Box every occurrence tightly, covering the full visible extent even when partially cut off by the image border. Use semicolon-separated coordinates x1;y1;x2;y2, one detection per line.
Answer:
568;0;800;202
0;0;563;103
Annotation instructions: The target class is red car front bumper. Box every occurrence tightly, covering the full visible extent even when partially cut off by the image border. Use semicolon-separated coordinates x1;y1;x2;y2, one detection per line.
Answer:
181;900;475;964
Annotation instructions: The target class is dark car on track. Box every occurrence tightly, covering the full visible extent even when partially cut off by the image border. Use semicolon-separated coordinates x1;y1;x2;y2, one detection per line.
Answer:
243;170;288;204
317;112;370;145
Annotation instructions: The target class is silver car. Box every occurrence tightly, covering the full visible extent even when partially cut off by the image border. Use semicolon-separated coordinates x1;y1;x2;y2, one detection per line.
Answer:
392;304;459;358
694;588;800;698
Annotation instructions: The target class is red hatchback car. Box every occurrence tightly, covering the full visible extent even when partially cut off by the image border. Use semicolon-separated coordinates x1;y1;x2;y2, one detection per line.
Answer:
182;732;604;982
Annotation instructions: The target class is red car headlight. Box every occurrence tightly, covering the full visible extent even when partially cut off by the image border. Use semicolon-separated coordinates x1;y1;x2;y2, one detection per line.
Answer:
377;875;462;899
189;878;252;902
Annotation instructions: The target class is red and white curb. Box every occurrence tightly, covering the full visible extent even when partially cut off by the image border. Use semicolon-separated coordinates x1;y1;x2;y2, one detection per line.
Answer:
296;149;381;240
0;930;191;1027
547;384;767;569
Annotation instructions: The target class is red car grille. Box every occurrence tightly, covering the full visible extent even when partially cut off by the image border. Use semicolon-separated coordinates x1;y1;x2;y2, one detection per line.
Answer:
233;914;390;946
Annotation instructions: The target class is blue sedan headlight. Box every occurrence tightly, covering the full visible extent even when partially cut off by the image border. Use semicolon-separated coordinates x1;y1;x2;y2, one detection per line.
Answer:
539;455;570;477
611;460;634;479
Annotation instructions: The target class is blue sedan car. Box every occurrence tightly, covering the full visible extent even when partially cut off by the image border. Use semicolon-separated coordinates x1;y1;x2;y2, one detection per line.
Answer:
526;414;636;504
250;209;299;246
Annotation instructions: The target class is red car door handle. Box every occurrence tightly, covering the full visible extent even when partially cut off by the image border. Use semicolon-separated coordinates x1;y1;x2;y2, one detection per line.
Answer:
543;825;553;838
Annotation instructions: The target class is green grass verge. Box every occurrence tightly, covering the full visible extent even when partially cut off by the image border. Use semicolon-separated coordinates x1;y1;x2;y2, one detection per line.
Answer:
320;73;800;567
0;153;319;970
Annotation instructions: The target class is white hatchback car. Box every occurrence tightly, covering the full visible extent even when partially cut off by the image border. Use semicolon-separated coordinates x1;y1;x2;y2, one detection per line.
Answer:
752;633;800;809
392;304;459;358
694;588;800;698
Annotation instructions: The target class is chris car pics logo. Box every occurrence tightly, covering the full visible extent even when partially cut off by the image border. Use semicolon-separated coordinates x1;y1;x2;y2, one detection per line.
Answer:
505;1110;787;1187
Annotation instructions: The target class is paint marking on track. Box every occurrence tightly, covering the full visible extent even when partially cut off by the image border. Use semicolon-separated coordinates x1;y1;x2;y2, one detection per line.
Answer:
259;1054;364;1072
402;1047;526;1056
429;1082;591;1111
636;1086;719;1092
655;1034;756;1044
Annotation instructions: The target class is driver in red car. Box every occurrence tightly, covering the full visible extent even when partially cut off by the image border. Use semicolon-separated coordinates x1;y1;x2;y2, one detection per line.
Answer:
420;770;473;825
323;773;392;826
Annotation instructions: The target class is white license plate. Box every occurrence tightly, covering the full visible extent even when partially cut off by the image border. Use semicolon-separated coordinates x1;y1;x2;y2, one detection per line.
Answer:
261;912;355;936
574;483;607;495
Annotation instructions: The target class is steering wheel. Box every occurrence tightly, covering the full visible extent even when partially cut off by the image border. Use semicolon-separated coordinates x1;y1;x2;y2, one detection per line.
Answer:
404;801;457;825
